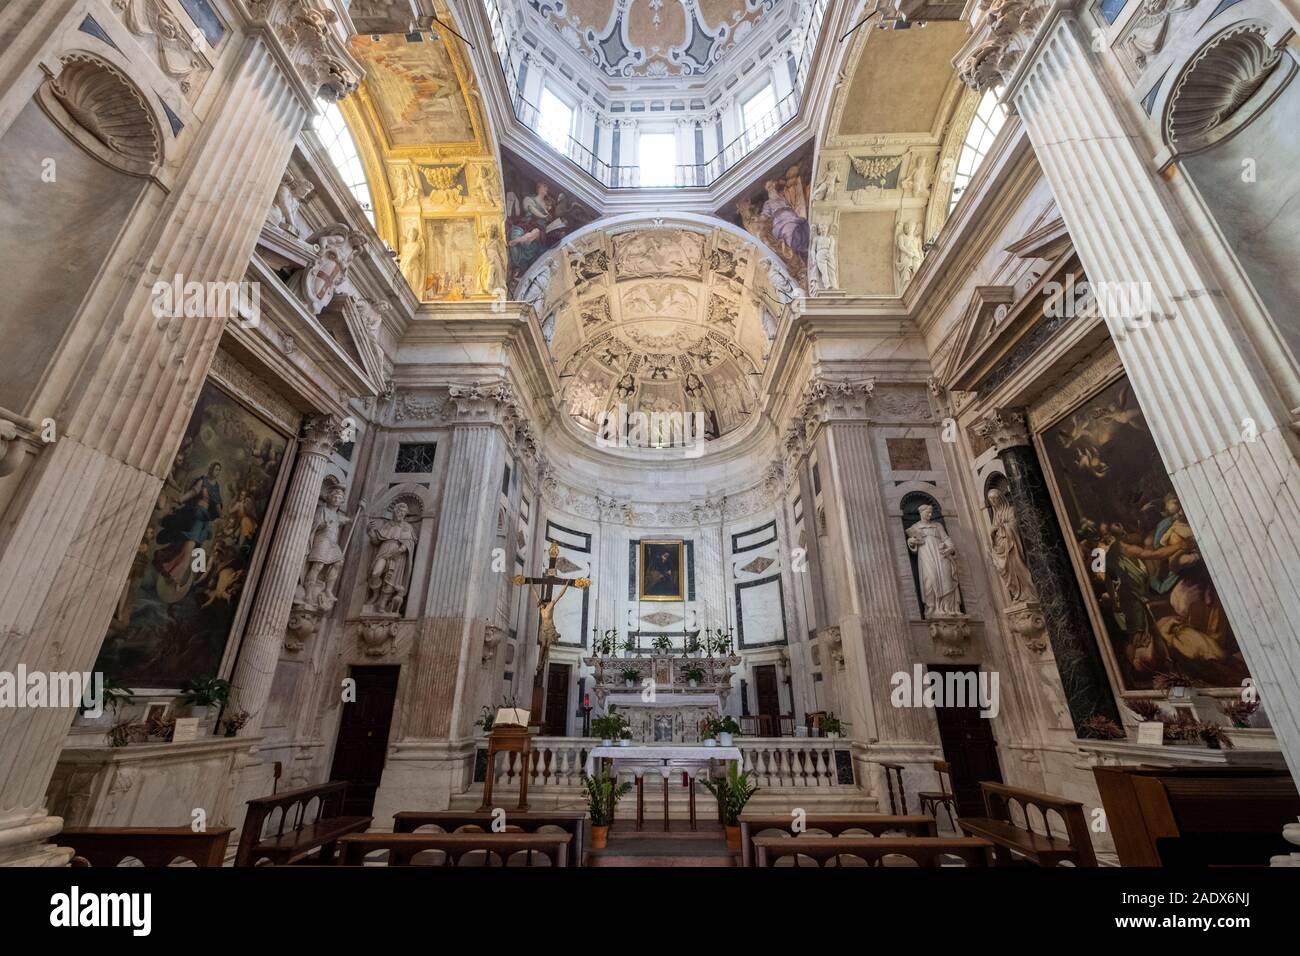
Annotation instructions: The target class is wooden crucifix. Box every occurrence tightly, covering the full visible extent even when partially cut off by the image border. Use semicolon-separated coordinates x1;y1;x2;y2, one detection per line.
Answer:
513;542;591;723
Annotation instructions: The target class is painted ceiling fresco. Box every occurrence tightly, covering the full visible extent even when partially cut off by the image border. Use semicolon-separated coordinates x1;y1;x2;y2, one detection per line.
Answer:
527;0;784;78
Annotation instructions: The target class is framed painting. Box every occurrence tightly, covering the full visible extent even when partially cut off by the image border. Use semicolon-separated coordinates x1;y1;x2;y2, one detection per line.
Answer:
1038;374;1250;692
95;379;292;689
639;540;685;602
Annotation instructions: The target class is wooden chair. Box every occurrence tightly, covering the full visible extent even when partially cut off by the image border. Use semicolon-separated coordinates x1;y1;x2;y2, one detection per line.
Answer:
337;832;569;867
806;711;827;736
879;762;908;814
959;781;1097;866
752;836;992;867
234;781;371;866
61;827;233;867
392;810;586;867
918;760;959;831
739;812;936;867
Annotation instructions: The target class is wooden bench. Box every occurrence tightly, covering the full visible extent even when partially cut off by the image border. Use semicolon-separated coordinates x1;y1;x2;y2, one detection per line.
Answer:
739;812;937;868
959;782;1097;867
753;836;993;867
337;832;570;867
1093;765;1300;866
234;781;371;867
392;810;585;866
60;827;233;867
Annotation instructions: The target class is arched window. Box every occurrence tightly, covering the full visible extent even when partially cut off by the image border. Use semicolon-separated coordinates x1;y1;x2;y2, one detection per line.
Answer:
315;102;375;227
948;89;1009;212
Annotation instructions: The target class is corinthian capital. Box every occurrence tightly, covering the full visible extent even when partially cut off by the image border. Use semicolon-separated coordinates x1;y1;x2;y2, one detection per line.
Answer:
256;0;363;102
300;414;344;457
954;0;1049;93
973;408;1031;452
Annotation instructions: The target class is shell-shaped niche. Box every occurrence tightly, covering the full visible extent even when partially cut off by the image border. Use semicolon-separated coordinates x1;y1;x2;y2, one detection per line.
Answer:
43;54;162;175
1165;25;1287;152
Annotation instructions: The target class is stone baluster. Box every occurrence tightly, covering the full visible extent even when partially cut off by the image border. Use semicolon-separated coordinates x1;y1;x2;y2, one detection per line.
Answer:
228;416;342;735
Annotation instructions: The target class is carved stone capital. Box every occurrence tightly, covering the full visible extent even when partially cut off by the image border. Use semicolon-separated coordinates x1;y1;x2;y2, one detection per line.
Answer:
955;0;1049;92
796;376;875;434
356;617;398;658
928;613;972;658
447;379;518;425
973;408;1031;452
285;605;324;652
819;625;845;668
300;414;343;458
256;0;363;102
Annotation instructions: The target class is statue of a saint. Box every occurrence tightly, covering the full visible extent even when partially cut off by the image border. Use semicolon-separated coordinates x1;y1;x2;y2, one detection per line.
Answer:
300;486;362;611
906;504;964;616
365;501;417;615
987;488;1037;603
399;224;425;297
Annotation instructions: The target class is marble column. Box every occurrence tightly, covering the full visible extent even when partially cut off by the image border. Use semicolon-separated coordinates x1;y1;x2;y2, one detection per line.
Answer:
969;9;1300;780
229;416;342;736
0;21;337;864
975;410;1119;731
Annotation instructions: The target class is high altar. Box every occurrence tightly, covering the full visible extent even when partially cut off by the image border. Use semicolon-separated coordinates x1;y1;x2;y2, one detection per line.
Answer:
582;652;742;743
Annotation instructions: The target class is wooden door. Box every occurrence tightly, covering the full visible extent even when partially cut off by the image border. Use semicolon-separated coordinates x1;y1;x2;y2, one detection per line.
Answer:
928;665;1003;816
329;666;400;817
753;665;780;736
543;662;571;736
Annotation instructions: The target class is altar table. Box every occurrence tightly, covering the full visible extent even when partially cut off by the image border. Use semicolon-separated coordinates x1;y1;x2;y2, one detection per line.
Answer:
584;744;743;831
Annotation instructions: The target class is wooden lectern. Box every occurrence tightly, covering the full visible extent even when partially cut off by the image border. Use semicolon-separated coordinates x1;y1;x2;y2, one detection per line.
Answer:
479;722;533;812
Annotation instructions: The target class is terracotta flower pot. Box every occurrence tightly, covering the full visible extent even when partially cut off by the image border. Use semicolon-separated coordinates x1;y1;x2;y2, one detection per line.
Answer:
591;825;609;849
725;825;741;850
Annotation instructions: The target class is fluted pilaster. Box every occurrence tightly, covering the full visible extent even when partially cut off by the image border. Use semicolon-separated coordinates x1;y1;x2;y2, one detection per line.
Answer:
229;416;340;734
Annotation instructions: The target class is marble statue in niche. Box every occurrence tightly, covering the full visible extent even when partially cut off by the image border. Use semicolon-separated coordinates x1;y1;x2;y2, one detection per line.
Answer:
810;222;839;293
895;219;925;289
399;222;426;296
364;501;417;615
300;483;362;612
479;223;508;295
907;504;964;616
987;487;1038;603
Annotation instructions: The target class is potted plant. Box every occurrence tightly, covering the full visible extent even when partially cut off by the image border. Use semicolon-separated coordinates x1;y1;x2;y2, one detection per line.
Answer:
684;632;702;657
1126;698;1164;723
704;713;739;747
652;635;673;654
106;720;133;748
591;707;626;747
702;762;758;850
79;676;134;721
1220;698;1259;729
1198;721;1235;751
822;713;843;739
181;676;231;719
474;704;496;735
582;769;632;849
683;665;706;689
1078;714;1127;740
620;667;642;688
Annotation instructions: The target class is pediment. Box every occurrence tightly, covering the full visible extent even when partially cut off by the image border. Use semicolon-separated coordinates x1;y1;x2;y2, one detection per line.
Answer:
940;285;1016;387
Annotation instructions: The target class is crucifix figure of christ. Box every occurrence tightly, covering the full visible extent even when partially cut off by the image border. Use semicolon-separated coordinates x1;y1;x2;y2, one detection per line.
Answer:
513;542;591;721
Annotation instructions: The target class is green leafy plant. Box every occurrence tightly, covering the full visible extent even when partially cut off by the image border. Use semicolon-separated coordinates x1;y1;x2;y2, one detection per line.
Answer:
702;762;758;826
475;705;496;733
652;635;674;653
620;667;642;684
703;713;740;739
1220;698;1258;729
683;633;702;656
594;630;622;656
582;769;633;826
821;713;843;736
181;676;231;708
591;706;630;741
683;665;706;684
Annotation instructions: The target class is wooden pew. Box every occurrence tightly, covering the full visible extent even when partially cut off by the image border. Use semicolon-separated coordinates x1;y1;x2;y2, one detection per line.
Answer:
392;810;585;866
1093;765;1300;866
738;812;937;868
753;836;993;867
337;832;570;867
958;782;1097;867
235;781;371;867
60;826;233;867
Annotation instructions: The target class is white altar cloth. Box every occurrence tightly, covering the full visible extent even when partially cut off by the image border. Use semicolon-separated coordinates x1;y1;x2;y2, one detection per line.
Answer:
584;744;742;778
603;692;722;710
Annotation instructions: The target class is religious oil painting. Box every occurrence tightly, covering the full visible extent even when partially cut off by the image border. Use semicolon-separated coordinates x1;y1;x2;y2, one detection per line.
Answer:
1041;376;1249;691
716;140;814;289
503;147;598;294
96;381;290;688
639;540;685;602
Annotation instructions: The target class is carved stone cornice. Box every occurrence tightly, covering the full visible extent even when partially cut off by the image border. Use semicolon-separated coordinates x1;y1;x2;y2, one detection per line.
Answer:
973;408;1031;452
955;0;1050;93
249;0;363;102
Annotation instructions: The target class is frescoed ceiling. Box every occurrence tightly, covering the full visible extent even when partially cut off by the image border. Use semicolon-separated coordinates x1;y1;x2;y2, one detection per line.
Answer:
345;31;506;302
528;0;785;78
524;223;794;443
